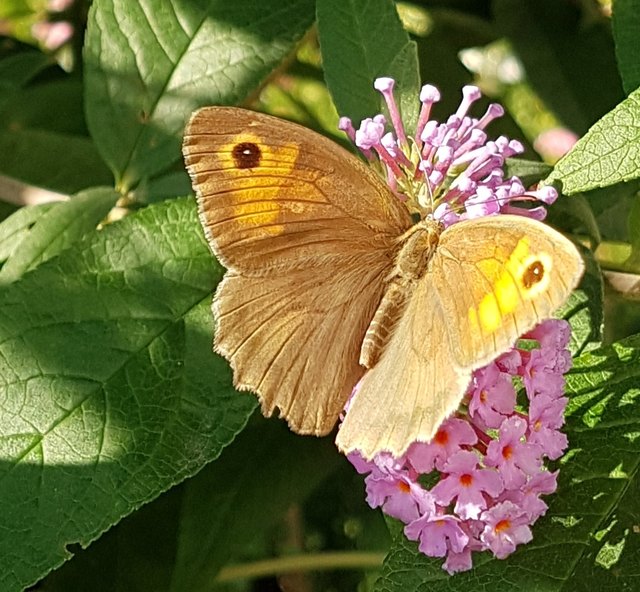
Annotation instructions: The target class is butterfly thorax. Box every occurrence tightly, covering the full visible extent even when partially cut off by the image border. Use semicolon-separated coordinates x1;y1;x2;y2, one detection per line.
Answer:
393;219;443;281
359;219;442;369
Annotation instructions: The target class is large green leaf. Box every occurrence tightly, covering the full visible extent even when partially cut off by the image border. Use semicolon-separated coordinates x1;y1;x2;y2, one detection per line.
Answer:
84;0;315;192
546;88;640;195
317;0;420;131
374;334;640;591
0;197;255;591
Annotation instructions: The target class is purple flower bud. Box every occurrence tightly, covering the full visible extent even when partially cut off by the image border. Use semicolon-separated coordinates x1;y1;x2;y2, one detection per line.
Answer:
456;86;482;119
374;77;395;93
338;117;356;142
530;185;558;204
374;77;408;149
477;103;505;130
355;117;385;150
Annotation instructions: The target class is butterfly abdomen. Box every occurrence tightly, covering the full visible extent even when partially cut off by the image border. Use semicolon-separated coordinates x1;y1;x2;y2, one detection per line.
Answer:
360;282;408;368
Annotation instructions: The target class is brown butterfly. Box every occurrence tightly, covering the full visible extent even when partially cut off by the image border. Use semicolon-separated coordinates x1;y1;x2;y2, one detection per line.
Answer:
182;107;584;460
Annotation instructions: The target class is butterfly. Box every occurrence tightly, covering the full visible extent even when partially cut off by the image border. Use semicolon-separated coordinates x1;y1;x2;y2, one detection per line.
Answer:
182;106;584;460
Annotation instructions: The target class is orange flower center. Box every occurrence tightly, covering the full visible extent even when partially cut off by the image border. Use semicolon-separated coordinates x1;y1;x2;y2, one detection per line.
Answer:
459;473;473;487
495;519;511;533
534;419;542;432
398;481;411;493
435;428;449;445
480;389;488;403
502;445;513;460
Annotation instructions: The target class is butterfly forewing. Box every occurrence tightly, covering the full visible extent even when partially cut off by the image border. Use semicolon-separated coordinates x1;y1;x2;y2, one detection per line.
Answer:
183;107;413;435
431;215;584;369
183;107;412;273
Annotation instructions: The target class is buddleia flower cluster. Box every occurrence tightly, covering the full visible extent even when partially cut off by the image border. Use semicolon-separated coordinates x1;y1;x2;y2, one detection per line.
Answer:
339;78;573;573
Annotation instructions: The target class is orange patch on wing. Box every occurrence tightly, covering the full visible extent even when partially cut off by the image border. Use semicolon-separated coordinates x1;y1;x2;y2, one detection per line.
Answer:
220;133;301;236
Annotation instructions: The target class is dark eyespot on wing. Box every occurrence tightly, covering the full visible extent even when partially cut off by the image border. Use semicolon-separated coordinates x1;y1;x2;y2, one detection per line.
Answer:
522;260;544;289
232;142;262;169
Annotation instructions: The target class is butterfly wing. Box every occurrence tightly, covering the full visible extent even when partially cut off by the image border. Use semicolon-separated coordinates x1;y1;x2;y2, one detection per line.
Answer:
337;215;583;459
183;107;413;435
336;273;470;458
216;256;391;434
184;107;411;272
431;214;584;369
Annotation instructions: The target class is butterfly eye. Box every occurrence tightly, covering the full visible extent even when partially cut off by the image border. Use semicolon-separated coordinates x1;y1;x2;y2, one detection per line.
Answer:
521;260;545;289
232;142;262;169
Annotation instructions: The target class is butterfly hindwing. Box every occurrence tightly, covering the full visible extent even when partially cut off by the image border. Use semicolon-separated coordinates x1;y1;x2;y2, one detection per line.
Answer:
336;273;470;458
215;253;392;434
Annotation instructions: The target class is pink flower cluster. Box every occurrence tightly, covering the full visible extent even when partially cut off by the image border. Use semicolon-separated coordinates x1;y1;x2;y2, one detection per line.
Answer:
349;319;571;573
340;80;573;572
339;78;558;224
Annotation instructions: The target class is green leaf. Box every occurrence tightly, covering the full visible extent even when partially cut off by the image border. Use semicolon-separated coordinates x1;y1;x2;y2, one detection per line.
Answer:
546;88;640;194
0;68;109;194
494;0;624;135
0;128;113;194
0;202;56;264
556;245;604;355
584;180;640;243
504;158;553;188
132;171;193;205
0;197;255;591
0;78;88;136
374;334;640;591
317;0;420;130
0;187;118;285
612;0;640;95
84;0;315;192
544;193;600;248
